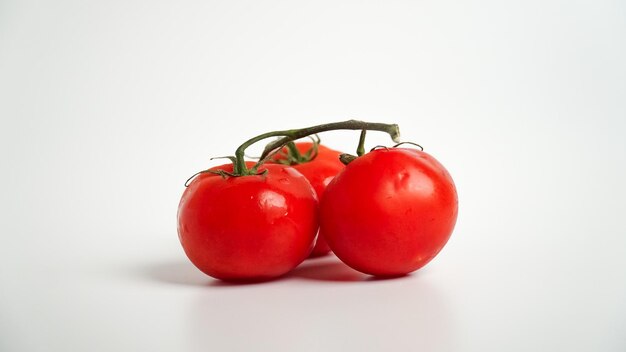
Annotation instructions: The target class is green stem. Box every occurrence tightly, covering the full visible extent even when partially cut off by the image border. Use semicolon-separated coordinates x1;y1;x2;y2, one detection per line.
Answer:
234;120;400;175
285;142;303;163
356;129;367;156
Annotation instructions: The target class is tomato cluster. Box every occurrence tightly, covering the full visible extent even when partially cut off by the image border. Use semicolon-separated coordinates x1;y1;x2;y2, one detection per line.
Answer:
177;121;458;281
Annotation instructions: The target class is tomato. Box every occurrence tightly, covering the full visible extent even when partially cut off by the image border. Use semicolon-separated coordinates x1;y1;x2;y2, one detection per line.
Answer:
270;142;345;257
177;162;318;281
319;148;458;276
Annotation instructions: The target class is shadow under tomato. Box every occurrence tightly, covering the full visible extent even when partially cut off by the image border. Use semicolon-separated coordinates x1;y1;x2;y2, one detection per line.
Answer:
288;255;412;282
138;256;412;287
288;259;367;281
139;260;286;287
139;260;212;287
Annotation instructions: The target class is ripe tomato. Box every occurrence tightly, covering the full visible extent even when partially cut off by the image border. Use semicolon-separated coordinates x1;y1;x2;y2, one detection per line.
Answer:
270;142;345;257
319;148;458;276
177;162;318;281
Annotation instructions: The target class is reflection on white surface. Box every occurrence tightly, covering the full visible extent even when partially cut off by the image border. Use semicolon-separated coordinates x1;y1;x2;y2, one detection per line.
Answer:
184;256;455;352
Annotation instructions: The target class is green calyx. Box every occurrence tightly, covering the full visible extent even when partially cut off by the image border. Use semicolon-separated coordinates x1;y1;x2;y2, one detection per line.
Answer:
272;135;321;166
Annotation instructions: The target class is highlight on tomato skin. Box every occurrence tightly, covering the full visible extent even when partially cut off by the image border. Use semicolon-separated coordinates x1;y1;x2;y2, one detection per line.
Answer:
319;148;458;277
177;163;319;281
268;141;345;258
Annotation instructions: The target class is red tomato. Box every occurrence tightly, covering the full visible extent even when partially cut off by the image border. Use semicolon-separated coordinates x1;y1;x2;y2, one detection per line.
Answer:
319;148;458;276
177;162;318;281
270;142;345;257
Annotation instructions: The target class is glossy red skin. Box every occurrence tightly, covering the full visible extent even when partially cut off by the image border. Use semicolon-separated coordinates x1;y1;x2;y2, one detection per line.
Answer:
177;162;318;281
271;142;344;257
320;148;458;276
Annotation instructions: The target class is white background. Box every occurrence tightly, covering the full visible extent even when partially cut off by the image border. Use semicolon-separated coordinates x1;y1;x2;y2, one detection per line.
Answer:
1;1;625;351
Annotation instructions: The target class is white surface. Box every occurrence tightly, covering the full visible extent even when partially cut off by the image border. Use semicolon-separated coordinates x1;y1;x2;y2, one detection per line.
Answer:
1;1;625;351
